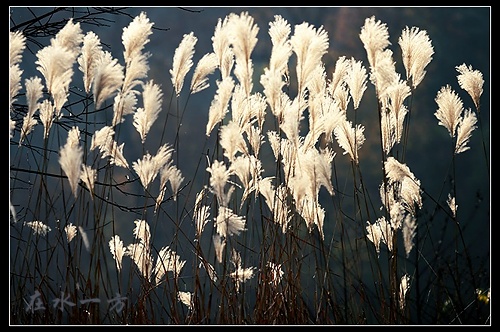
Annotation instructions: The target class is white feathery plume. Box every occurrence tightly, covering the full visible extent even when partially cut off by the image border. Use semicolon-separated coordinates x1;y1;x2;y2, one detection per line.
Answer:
399;274;411;310
380;108;397;155
190;52;218;94
109;235;127;272
246;125;264;156
258;178;291;233
35;45;75;117
366;217;394;256
260;68;286;117
10;64;22;112
170;32;197;96
24;221;51;237
24;77;44;118
126;241;152;280
122;52;150;94
345;58;368;110
227;11;259;96
381;79;411;152
260;15;292;115
206;76;235;136
64;223;77;243
93;51;125;110
370;49;398;99
10;31;26;109
91;126;129;168
43;18;83;116
156;164;184;207
39;99;55;139
229;249;255;292
398;26;434;89
215;206;246;238
230;265;255;292
402;214;416;258
322;95;346;144
268;15;292;75
219;120;248;162
90;125;115;152
132;143;173;190
290;21;329;96
133;219;151;247
52;18;83;57
266;262;284;287
328;56;349;97
385;156;415;184
385;157;422;215
78;31;103;94
59;126;83;198
334;118;366;164
20;77;44;144
122;12;153;66
154;246;186;285
454;108;477;154
456;63;484;111
301;198;326;240
333;84;351;113
19;116;37;146
359;16;390;70
211;16;234;79
194;188;211;238
103;140;129;169
307;64;327;123
178;291;193;310
80;165;97;199
280;92;308;146
206;160;233;207
447;193;457;218
10;30;26;67
112;90;138;127
133;80;163;143
434;85;463;137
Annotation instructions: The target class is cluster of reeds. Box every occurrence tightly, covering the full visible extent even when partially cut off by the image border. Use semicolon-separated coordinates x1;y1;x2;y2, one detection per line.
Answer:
9;9;489;325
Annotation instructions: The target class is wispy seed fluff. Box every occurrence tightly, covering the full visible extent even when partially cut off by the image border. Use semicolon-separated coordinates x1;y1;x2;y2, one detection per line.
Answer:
290;21;329;96
334;119;366;164
10;31;26;110
454;108;477;154
109;235;127;272
20;77;44;144
206;76;235;136
133;80;164;143
170;32;197;96
359;16;390;70
398;26;434;89
211;15;234;79
190;52;218;94
92;51;125;110
122;12;153;63
59;126;83;198
456;63;484;111
434;85;463;138
78;31;103;94
227;11;259;96
345;58;368;110
24;221;51;237
132;143;173;190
